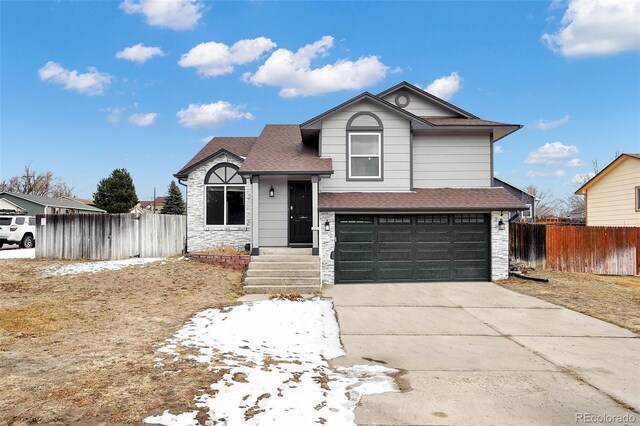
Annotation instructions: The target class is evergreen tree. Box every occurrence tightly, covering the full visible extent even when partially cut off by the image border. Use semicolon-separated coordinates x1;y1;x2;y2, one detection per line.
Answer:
161;181;186;215
93;168;138;213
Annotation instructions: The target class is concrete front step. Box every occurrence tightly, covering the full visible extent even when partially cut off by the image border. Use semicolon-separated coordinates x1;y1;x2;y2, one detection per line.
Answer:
247;261;319;270
244;277;320;286
250;255;319;263
246;269;320;278
244;285;320;294
259;247;313;255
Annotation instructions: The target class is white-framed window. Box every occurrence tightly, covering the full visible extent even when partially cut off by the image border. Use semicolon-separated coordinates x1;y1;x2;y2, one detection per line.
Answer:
204;164;246;226
636;186;640;212
348;132;381;179
522;203;533;218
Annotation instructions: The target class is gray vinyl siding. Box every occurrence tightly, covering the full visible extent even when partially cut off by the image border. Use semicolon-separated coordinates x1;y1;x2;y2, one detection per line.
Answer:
381;89;457;117
413;133;492;187
320;99;411;192
258;176;288;246
0;195;45;215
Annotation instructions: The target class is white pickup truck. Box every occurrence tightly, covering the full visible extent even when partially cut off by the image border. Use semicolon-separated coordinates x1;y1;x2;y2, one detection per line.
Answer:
0;215;36;248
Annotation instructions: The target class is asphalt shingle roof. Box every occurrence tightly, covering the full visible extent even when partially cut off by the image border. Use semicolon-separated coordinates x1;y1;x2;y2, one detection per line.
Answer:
0;192;105;212
238;125;333;174
319;188;528;211
175;137;257;177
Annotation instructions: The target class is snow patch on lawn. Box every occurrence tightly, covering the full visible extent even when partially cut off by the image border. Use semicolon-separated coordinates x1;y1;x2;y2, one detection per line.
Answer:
0;248;35;259
44;257;162;276
145;299;398;426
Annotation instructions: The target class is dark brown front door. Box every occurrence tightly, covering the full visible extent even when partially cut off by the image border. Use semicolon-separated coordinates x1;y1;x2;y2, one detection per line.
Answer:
289;182;312;245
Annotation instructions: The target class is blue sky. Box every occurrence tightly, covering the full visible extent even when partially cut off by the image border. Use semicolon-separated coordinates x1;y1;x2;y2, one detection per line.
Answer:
1;0;639;200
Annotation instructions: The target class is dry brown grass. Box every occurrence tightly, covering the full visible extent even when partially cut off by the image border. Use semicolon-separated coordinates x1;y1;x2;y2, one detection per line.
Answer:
496;270;640;333
192;245;248;255
0;257;244;425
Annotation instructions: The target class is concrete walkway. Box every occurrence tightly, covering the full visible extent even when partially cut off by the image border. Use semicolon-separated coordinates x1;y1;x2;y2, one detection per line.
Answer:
325;282;640;425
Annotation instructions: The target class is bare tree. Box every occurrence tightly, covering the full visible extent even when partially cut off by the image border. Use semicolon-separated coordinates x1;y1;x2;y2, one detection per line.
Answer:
524;184;561;218
0;164;73;197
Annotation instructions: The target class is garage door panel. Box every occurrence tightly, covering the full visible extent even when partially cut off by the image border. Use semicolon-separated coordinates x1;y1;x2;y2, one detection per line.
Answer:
338;229;374;243
377;228;412;242
414;263;451;281
453;228;487;242
454;264;489;280
339;246;375;261
455;247;489;261
378;265;414;281
335;214;489;283
416;246;452;261
337;266;376;282
415;227;450;242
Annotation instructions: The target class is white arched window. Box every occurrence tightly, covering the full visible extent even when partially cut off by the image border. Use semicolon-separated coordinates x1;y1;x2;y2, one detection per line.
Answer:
204;163;246;225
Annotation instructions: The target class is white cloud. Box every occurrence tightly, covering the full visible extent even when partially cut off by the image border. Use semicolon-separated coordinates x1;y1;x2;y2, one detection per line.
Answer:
201;135;214;143
243;36;390;98
542;0;640;58
494;145;505;154
571;172;595;184
103;107;126;124
129;112;158;127
525;142;579;165
566;158;586;167
423;72;462;101
179;37;276;77
176;101;254;128
120;0;203;31
526;169;566;178
533;115;570;130
116;43;165;63
38;61;112;95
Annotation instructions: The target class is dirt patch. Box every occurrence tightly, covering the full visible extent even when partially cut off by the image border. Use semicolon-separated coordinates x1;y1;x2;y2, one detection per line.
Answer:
496;271;640;333
0;257;244;425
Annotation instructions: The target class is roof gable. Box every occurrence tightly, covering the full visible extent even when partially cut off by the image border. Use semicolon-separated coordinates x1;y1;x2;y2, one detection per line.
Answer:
575;153;640;195
175;137;256;178
377;81;478;119
300;92;430;130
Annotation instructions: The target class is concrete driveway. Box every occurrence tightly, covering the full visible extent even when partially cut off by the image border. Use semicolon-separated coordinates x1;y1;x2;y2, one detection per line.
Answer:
325;282;640;425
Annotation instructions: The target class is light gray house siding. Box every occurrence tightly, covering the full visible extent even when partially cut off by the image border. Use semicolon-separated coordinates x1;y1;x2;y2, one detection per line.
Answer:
258;176;288;247
0;194;46;214
381;89;458;117
412;133;492;188
186;154;252;252
319;99;411;193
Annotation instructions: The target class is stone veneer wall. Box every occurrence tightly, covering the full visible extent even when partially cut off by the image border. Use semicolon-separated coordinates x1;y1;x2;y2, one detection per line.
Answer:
187;155;252;252
491;210;509;280
319;211;336;285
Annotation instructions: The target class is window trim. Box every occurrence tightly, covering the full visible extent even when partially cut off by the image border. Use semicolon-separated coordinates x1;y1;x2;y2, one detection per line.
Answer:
203;163;247;227
347;132;382;180
522;203;533;218
204;184;246;226
636;186;640;212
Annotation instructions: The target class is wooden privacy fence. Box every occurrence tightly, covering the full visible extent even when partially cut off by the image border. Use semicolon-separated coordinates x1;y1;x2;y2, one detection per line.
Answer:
510;223;640;276
35;213;186;260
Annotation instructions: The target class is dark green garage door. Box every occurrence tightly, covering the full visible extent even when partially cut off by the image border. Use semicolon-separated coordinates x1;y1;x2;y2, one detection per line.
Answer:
335;214;490;283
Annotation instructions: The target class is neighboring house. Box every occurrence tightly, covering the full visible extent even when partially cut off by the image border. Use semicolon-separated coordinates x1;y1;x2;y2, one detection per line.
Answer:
61;196;98;207
568;207;586;222
175;81;527;285
493;178;537;222
575;153;640;227
0;192;106;215
131;196;166;214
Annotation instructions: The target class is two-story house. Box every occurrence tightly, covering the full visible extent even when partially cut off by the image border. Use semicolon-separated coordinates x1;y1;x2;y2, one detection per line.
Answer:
175;82;527;289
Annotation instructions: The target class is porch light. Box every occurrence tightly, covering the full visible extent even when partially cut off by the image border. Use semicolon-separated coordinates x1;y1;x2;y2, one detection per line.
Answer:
324;220;330;232
498;219;505;230
269;186;275;197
